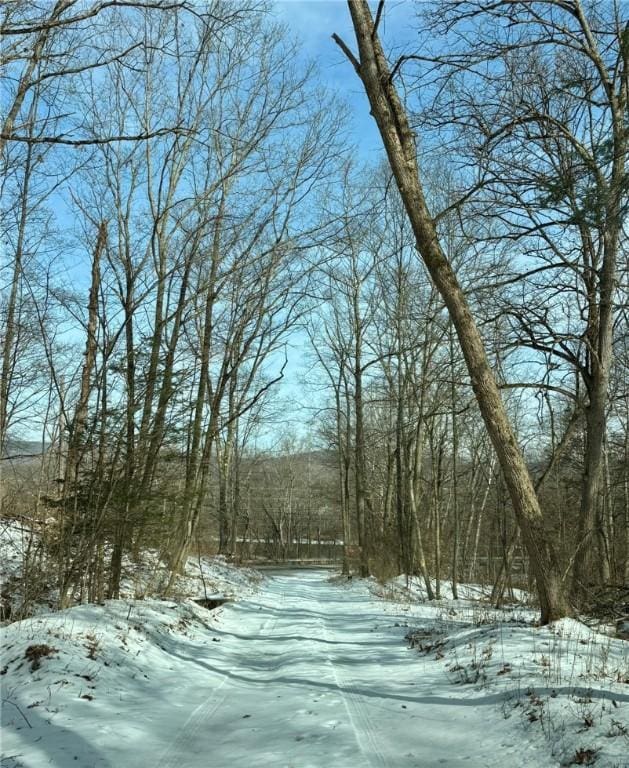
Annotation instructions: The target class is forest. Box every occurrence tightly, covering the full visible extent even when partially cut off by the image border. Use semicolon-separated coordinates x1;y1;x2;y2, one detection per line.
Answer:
1;0;628;627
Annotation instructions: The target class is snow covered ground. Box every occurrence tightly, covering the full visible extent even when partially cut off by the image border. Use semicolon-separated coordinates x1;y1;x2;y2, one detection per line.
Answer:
0;517;261;621
2;569;628;767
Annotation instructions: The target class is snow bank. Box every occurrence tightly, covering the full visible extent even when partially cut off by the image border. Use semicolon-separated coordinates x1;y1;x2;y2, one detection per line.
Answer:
117;549;262;603
404;605;629;767
1;518;263;766
0;519;56;621
0;516;262;622
336;572;629;766
1;598;227;767
383;574;529;603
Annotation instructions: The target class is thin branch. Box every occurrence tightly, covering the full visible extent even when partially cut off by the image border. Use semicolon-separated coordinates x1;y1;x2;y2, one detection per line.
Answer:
1;126;192;146
1;1;191;36
331;33;361;74
499;382;579;402
372;0;385;38
1;699;32;728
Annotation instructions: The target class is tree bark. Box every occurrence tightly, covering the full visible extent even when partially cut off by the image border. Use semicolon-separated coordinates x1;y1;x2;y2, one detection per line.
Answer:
353;285;370;577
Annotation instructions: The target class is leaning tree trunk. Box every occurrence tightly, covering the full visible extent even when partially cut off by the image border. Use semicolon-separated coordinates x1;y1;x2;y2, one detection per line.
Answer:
335;0;571;623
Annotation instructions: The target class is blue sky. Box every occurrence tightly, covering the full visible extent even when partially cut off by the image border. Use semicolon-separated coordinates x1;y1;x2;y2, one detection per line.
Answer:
262;2;421;441
272;0;418;160
15;1;420;444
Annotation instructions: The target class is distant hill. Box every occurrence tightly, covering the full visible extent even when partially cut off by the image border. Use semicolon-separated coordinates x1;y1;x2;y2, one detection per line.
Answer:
1;437;46;460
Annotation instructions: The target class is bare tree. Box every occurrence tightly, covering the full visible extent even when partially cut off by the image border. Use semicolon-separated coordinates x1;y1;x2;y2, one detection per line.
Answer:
334;0;572;622
412;0;627;600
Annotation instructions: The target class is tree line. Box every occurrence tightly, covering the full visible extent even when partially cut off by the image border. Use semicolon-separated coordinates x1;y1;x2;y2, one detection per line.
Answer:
1;0;627;624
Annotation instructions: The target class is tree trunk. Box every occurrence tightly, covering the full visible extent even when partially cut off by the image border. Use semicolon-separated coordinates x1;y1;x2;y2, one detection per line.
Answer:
58;222;106;604
65;221;107;489
218;380;237;554
0;99;39;454
408;418;434;600
449;326;459;600
353;307;369;577
572;390;609;597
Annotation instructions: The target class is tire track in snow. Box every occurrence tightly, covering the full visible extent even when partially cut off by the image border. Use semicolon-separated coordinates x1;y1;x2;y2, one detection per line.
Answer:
156;586;284;768
317;611;389;768
155;673;230;768
258;580;286;638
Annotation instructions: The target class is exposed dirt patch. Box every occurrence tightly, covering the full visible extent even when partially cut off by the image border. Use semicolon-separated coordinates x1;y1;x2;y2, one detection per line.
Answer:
194;597;230;610
24;643;58;671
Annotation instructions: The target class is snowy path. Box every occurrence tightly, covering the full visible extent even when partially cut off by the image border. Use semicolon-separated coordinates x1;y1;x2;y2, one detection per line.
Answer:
5;567;629;767
4;569;578;768
146;570;542;768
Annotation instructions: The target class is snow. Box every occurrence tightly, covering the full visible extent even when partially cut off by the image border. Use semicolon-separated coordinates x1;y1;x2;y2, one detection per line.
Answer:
0;517;261;621
116;549;262;603
2;568;629;768
379;574;530;604
0;519;55;621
